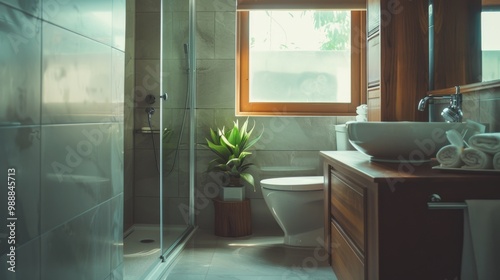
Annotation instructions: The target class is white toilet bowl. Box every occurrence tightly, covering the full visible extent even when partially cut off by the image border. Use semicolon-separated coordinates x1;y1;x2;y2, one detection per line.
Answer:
261;176;324;247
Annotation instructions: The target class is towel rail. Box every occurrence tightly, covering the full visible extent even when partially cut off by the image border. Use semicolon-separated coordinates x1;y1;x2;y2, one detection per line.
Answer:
427;202;467;210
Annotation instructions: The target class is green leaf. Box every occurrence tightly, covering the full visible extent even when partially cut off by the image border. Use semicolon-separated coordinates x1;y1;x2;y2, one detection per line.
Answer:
210;128;218;144
205;118;264;191
220;134;236;150
206;139;231;160
240;173;256;192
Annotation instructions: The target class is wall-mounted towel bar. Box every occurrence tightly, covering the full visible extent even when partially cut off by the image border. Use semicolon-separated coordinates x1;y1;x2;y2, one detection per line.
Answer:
427;202;467;210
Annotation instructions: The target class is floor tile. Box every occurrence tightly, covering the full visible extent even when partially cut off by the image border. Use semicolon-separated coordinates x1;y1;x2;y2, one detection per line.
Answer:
164;229;337;280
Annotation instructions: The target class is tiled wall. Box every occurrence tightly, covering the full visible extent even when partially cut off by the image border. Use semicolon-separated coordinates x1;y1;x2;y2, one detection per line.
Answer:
191;0;355;231
132;0;191;226
429;87;500;133
130;0;356;232
0;0;125;279
133;0;162;225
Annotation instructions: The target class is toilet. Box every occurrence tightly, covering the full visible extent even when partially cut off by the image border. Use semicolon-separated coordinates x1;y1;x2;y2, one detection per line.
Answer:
261;176;324;247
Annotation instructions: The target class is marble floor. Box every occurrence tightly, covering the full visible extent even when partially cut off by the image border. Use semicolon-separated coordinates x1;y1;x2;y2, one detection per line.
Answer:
163;229;337;280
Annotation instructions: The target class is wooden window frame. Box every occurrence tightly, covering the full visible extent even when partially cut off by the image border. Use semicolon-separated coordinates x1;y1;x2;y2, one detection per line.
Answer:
236;10;366;116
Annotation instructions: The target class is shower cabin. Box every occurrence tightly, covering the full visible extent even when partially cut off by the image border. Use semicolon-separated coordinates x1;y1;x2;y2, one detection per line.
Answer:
123;0;197;278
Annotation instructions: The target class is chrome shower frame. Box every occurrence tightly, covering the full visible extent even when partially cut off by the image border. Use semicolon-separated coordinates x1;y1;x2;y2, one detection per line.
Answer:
149;0;197;277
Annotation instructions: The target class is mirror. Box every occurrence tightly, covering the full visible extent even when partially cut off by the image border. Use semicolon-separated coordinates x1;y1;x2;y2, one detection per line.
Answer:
429;0;500;91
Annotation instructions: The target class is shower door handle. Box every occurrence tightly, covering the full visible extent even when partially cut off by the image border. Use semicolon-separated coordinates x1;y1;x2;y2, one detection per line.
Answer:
160;93;168;100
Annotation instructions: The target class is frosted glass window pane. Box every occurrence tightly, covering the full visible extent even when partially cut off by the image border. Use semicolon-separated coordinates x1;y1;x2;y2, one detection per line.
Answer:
249;10;351;103
481;12;500;82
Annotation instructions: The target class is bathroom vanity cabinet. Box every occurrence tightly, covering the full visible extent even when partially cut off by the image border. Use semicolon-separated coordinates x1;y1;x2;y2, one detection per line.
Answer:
321;151;500;280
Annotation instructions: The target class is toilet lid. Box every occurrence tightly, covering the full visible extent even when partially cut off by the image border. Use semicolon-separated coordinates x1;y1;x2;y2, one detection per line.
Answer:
260;176;324;191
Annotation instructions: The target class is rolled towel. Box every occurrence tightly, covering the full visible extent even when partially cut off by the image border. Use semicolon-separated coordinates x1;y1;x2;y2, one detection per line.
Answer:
436;145;463;168
468;133;500;154
355;115;367;122
494;153;500;170
460;148;493;169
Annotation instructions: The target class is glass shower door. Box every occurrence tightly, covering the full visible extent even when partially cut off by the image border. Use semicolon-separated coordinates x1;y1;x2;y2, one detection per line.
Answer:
159;0;194;257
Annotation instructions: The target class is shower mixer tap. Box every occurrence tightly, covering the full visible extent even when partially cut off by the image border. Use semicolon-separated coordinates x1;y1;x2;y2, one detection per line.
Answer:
145;107;155;120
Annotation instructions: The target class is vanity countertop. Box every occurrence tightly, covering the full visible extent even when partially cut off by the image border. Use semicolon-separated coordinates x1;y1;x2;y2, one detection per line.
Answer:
320;151;500;183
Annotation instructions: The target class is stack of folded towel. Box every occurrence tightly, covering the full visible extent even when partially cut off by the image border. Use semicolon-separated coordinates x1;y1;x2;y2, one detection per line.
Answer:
437;132;500;170
436;145;464;168
468;133;500;170
460;148;493;169
355;104;368;122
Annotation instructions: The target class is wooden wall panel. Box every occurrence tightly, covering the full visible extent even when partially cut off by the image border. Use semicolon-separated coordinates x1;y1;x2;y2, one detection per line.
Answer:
380;0;428;121
432;0;482;90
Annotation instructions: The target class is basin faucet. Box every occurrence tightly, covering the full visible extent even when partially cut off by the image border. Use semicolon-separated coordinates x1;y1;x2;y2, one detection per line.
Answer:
417;86;463;122
441;86;463;123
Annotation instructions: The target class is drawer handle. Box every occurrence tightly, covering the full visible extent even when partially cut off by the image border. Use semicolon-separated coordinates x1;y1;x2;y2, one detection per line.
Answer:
427;202;467;210
427;194;467;210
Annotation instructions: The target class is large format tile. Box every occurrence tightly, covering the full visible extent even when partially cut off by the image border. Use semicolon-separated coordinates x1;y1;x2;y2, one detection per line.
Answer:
197;0;235;12
163;197;190;225
164;229;336;280
40;123;120;232
0;0;40;17
134;196;160;224
112;49;126;122
196;12;215;59
250;117;337;151
0;126;41;252
42;0;112;45
135;12;160;59
196;60;235;108
113;0;126;51
479;89;500;132
42;23;114;124
41;202;112;280
215;11;235;59
0;6;41;126
0;237;41;280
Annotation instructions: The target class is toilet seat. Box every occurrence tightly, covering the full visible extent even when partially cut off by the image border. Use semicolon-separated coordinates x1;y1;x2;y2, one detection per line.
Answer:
260;176;324;191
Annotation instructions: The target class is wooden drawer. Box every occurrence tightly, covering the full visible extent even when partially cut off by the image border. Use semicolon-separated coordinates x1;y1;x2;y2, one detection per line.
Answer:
330;172;365;252
331;220;365;280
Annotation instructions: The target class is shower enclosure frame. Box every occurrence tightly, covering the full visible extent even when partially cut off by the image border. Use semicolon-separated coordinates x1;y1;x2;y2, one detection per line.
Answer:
158;0;197;259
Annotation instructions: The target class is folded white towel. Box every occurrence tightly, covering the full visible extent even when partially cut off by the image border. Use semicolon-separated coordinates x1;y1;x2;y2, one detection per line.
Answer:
494;153;500;170
460;148;493;169
355;115;367;122
356;108;367;115
436;145;463;168
469;133;500;154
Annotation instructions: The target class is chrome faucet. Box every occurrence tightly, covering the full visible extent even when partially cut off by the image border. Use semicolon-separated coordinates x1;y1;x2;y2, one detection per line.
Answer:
441;86;463;123
418;86;463;122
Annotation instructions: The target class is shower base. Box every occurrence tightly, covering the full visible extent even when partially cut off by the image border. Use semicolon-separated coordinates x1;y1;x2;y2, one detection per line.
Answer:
123;224;187;280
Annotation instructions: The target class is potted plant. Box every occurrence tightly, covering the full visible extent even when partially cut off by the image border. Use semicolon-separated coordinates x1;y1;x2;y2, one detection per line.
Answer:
205;118;263;201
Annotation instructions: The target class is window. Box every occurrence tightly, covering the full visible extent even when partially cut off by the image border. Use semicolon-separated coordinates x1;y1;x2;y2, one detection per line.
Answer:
481;11;500;82
236;2;366;116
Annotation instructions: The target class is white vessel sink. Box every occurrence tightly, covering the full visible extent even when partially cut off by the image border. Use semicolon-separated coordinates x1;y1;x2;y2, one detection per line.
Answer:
346;121;465;162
